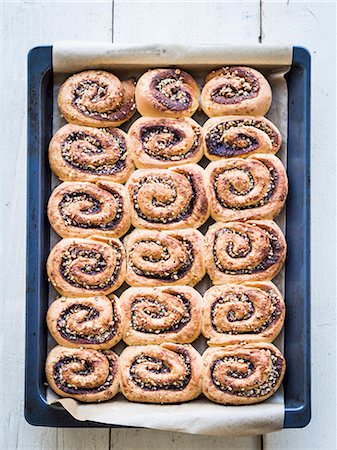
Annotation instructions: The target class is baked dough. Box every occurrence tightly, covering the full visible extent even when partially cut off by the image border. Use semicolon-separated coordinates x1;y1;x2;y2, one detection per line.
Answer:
119;343;202;403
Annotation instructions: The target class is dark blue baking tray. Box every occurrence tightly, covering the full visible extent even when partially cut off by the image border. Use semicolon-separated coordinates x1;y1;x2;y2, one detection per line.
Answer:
25;46;311;429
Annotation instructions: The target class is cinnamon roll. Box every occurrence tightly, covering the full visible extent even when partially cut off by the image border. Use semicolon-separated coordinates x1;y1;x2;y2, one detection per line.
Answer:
47;295;123;349
202;343;286;405
58;70;136;127
206;155;288;222
45;346;119;402
126;164;210;230
124;229;205;287
201;66;272;117
202;282;285;345
48;181;131;239
205;220;286;284
120;343;202;403
49;124;134;183
135;68;200;118
47;236;126;296
128;117;204;168
203;116;282;160
120;286;202;345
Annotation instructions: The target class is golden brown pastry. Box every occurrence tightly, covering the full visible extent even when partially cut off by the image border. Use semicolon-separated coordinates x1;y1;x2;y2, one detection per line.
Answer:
120;286;202;345
47;181;131;239
48;124;134;183
201;66;272;117
126;164;210;230
47;236;126;296
206;155;288;222
58;70;136;127
202;282;285;345
124;228;205;287
119;343;202;403
46;295;123;349
45;346;119;402
203;116;282;160
135;68;200;118
205;220;286;284
202;343;286;405
128;117;204;168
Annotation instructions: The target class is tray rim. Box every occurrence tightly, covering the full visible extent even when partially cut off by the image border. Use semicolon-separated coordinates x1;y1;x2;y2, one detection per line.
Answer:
25;44;311;429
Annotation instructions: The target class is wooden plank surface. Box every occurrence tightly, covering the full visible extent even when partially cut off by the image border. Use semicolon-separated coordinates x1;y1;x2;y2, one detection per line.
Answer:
2;0;336;449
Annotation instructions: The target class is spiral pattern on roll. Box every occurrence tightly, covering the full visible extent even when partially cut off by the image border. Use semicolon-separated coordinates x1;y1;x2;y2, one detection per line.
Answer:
206;155;288;221
124;229;205;287
128;117;204;168
126;164;210;229
121;286;202;345
202;343;286;405
47;295;123;349
45;346;119;402
120;343;202;403
202;282;285;345
58;70;136;127
205;220;286;284
203;116;281;160
47;237;126;296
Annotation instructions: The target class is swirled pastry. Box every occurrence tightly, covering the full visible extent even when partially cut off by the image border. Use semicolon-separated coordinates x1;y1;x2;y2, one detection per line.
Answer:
46;295;123;349
128;117;204;168
45;346;119;402
124;229;205;287
201;66;272;117
58;70;136;127
202;282;285;345
135;68;200;118
49;124;134;183
120;343;202;403
48;181;131;239
202;343;286;405
47;236;126;296
120;286;202;345
206;155;288;222
126;164;210;229
203;116;282;160
205;220;286;284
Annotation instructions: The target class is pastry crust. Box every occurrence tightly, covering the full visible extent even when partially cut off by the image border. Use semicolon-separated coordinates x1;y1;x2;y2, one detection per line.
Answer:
202;282;285;345
47;295;123;349
206;155;288;222
120;286;202;345
203;116;282;160
48;181;131;239
124;228;205;287
126;164;210;230
45;346;119;402
47;236;126;296
128;117;204;168
48;124;134;183
201;66;272;117
202;342;286;405
119;343;202;403
205;220;286;284
135;68;200;118
58;70;136;127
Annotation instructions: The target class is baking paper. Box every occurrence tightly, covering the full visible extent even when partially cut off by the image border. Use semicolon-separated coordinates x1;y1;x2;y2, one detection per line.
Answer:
47;42;292;435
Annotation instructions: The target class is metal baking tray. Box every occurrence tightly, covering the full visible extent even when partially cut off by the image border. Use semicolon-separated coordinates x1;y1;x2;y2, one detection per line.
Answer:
25;45;311;429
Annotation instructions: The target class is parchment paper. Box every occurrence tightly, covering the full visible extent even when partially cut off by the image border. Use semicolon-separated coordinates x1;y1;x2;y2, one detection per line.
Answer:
47;42;292;436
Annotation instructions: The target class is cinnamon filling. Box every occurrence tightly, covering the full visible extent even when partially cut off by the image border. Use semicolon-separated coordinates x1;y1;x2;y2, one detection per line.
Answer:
211;353;283;397
151;70;192;111
57;304;118;344
210;67;259;105
62;130;127;175
131;293;191;333
130;350;191;391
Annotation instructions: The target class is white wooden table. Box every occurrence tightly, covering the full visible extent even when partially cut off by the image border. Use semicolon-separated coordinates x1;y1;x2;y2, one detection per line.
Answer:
2;1;336;449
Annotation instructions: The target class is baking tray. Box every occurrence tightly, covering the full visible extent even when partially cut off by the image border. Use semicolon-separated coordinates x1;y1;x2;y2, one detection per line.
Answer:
25;45;311;429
